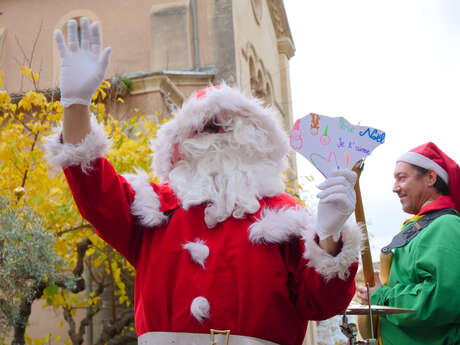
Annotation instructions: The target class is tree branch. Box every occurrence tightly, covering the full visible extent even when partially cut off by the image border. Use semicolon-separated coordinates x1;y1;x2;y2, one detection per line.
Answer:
94;312;135;345
55;238;92;293
56;224;92;238
107;331;137;345
64;269;106;345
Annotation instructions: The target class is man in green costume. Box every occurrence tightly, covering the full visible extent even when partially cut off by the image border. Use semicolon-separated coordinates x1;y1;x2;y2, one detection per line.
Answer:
358;142;460;345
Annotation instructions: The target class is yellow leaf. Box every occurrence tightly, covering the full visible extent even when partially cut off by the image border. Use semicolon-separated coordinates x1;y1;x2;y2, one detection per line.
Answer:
20;65;32;78
33;72;39;81
117;97;124;103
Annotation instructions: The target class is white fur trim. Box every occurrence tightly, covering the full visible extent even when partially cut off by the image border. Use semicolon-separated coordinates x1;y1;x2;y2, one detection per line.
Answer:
248;207;314;244
397;151;448;184
190;296;210;323
303;220;362;282
44;115;111;174
122;170;168;228
182;239;209;268
151;83;289;182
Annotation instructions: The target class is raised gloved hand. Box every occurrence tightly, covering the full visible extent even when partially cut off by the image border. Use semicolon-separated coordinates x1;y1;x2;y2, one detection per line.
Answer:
54;17;111;108
316;170;357;241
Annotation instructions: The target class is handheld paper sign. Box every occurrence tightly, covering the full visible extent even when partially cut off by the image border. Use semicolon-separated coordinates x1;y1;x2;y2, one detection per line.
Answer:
290;113;385;178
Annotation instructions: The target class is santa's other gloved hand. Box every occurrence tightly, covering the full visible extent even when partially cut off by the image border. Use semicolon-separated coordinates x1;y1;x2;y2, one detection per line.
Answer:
316;170;357;241
54;17;111;108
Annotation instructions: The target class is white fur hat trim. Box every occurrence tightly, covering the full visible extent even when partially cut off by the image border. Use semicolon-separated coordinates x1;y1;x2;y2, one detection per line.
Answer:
151;83;289;182
44;115;111;174
182;239;209;268
122;170;169;228
397;151;449;184
190;296;210;323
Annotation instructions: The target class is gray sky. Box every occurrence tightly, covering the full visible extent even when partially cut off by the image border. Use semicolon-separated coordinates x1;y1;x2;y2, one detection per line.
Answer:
284;0;460;259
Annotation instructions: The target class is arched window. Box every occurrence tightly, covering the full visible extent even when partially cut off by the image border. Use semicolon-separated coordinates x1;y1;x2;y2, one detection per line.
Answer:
242;42;274;105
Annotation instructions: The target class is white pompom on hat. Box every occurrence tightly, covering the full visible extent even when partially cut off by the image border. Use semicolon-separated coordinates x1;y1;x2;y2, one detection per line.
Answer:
397;142;460;212
150;83;290;182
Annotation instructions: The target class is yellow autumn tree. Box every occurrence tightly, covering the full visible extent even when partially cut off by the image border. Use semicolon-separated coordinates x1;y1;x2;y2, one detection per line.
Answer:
0;68;164;345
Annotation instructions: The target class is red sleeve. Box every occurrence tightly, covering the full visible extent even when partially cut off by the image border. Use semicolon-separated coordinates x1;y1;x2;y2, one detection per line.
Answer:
64;157;142;266
261;193;358;321
284;238;358;321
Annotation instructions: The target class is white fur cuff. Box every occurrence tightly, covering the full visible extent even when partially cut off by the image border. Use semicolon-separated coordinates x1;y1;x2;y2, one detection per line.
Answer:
303;220;362;282
122;170;169;228
249;207;313;244
44;115;111;174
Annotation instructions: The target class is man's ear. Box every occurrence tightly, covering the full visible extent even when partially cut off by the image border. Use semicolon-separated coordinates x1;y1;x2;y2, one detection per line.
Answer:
426;169;438;187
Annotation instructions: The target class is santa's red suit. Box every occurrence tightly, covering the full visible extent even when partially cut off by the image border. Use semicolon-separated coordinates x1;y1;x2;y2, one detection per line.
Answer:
45;85;360;345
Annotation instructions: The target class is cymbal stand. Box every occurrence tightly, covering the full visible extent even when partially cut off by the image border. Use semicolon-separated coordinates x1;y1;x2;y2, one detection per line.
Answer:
340;311;377;345
340;286;377;345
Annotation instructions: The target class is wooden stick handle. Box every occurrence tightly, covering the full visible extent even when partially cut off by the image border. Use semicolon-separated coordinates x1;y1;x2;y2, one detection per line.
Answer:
379;252;393;286
352;161;375;287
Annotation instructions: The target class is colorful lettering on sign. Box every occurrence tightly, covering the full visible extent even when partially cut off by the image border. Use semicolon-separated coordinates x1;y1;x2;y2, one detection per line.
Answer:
339;118;354;133
337;137;345;149
359;127;385;144
355;145;370;155
310;113;320;136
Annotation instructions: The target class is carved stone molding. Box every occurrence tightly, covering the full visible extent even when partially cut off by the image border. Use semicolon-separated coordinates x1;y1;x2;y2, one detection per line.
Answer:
277;36;294;59
241;42;274;105
267;0;295;58
251;0;263;25
130;74;185;108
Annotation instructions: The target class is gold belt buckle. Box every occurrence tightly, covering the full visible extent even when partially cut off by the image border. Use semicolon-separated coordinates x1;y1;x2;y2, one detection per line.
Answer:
210;329;231;345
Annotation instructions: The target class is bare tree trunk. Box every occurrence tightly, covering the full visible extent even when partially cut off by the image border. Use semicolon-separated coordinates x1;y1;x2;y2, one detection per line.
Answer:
11;281;47;345
10;238;91;345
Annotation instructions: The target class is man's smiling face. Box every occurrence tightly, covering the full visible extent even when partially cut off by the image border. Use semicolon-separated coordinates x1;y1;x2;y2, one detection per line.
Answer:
393;161;434;214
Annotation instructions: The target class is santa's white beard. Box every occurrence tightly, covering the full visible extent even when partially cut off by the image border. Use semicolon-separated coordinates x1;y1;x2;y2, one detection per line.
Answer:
168;131;285;228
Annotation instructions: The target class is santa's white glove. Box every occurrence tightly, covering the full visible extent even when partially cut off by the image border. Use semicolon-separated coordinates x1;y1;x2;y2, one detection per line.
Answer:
316;170;357;241
54;17;111;108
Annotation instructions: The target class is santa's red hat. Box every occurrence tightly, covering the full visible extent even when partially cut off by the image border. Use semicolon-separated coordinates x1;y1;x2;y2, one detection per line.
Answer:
397;142;460;212
151;83;289;182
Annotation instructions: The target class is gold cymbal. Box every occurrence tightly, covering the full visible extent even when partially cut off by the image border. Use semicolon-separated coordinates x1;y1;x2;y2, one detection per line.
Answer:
344;304;415;315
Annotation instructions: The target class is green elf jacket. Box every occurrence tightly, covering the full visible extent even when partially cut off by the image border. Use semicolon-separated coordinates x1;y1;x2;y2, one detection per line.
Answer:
371;196;460;345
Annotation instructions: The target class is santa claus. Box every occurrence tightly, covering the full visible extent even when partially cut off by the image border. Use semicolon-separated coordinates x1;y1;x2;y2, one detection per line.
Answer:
45;17;361;345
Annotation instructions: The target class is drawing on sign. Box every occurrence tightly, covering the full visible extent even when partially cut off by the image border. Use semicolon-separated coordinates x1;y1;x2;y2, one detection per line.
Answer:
320;125;331;145
289;113;385;178
290;119;303;150
310;113;320;136
309;151;340;177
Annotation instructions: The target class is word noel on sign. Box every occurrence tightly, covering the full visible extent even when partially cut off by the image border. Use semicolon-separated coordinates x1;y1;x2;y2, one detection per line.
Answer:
290;113;385;178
